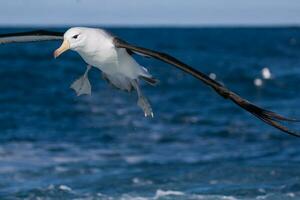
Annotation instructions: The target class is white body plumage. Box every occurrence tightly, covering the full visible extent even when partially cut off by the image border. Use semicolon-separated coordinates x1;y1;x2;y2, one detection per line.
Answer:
60;27;155;116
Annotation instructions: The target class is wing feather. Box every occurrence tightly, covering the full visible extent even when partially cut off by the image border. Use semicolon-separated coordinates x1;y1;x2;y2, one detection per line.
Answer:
0;30;63;44
114;37;300;137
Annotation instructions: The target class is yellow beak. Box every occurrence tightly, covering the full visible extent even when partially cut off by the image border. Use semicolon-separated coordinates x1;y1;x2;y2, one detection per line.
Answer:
54;40;70;58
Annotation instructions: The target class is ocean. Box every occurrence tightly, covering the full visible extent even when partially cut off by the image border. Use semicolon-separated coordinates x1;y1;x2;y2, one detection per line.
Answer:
0;27;300;199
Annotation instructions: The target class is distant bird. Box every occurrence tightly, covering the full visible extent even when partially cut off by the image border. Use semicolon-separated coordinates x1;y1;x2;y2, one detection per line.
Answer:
254;78;263;87
262;67;272;79
0;27;299;137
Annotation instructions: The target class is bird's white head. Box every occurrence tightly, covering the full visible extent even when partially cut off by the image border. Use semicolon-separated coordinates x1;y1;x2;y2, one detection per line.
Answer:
54;27;87;58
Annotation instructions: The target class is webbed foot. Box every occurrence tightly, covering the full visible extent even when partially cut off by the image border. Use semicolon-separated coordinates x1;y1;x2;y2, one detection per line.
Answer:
137;95;154;118
70;65;92;96
70;75;91;96
131;79;154;117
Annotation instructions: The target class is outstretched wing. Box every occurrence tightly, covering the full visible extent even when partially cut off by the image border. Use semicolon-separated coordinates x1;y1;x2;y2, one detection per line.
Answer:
114;37;300;137
0;30;63;44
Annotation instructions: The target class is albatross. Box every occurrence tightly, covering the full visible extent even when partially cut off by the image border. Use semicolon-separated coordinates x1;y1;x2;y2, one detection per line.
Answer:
0;27;299;137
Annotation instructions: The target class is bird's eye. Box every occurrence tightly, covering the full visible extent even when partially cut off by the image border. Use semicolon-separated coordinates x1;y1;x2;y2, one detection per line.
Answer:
72;34;79;39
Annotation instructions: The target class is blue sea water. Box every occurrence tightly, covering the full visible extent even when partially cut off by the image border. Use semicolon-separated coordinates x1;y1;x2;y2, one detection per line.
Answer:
0;27;300;200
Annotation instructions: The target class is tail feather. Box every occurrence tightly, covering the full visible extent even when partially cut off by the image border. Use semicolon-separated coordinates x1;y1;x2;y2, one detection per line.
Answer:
228;91;300;137
140;75;159;86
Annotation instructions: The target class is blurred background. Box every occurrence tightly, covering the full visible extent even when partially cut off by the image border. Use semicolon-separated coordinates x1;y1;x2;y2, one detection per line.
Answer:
1;1;300;200
2;0;300;27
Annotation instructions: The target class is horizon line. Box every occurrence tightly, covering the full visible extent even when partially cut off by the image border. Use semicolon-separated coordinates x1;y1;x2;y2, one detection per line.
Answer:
0;23;300;29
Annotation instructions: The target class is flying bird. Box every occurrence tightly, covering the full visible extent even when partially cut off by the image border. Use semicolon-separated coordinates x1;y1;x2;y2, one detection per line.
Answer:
0;27;299;137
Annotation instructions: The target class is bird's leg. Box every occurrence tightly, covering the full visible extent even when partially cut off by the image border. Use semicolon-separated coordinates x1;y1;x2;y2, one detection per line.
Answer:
70;65;92;96
131;80;154;117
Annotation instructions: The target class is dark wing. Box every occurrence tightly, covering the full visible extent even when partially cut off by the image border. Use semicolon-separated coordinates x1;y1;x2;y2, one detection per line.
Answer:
114;37;300;137
0;30;63;44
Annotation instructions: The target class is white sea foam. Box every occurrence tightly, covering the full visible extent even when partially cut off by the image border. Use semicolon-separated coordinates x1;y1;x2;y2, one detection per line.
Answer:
132;177;153;185
59;185;72;192
52;156;82;163
124;155;144;164
286;193;295;197
54;166;68;172
154;189;184;199
258;188;266;193
120;195;149;200
194;195;238;200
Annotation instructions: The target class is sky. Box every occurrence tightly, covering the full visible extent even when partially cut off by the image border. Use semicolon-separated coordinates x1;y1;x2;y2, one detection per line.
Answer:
1;0;300;27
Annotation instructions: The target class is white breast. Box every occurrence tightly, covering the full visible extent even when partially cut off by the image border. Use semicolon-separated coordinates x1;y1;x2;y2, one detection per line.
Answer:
75;28;143;79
